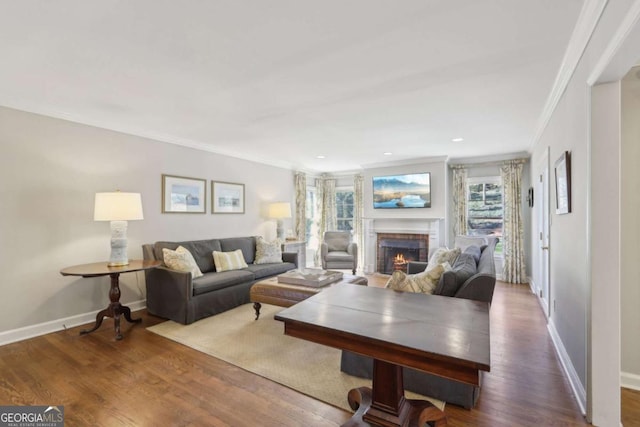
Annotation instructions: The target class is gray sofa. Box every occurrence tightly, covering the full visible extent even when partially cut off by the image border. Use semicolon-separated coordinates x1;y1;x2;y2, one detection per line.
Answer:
340;238;497;409
142;236;298;324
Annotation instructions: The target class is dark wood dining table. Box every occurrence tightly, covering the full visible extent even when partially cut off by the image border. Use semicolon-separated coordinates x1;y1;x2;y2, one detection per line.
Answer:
274;285;490;427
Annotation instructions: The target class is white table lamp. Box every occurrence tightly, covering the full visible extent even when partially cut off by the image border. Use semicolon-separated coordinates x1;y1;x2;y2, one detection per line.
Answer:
268;202;291;240
94;191;144;266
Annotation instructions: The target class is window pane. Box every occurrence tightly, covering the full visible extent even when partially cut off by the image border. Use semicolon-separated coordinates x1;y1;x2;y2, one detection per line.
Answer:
466;178;503;241
336;190;354;232
468;183;484;201
485;183;502;202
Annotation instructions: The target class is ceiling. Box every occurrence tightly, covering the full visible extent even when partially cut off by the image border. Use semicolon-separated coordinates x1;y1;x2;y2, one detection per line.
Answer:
0;0;584;173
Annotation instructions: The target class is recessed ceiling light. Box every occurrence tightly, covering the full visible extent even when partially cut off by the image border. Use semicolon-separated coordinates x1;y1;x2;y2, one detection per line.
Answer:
452;137;464;142
383;152;393;156
316;155;326;159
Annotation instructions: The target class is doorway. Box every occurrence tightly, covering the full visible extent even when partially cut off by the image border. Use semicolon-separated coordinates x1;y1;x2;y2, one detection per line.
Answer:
537;148;551;317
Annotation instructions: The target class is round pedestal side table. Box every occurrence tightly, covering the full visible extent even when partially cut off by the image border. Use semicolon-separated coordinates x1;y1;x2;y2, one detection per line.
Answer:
60;260;161;340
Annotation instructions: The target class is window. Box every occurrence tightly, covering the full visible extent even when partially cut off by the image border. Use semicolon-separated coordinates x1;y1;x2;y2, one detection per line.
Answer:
467;177;503;254
336;189;354;231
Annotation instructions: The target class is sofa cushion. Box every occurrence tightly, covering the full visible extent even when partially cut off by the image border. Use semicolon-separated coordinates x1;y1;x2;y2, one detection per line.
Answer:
162;246;203;279
154;239;221;273
181;240;222;273
213;249;249;272
435;253;477;296
246;262;296;279
220;237;256;264
463;245;482;264
385;263;450;294
254;237;283;264
325;251;354;262
192;270;255;296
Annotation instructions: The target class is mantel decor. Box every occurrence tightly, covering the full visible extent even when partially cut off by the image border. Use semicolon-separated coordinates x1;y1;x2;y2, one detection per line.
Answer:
554;151;571;214
162;174;206;213
212;181;245;214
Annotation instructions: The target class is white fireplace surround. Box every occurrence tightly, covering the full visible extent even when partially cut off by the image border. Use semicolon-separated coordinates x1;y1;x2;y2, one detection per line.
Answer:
362;218;445;274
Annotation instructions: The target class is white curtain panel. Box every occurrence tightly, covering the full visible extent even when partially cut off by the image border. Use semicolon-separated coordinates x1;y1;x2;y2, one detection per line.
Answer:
294;172;306;241
452;166;468;237
314;175;337;266
353;174;364;273
501;160;527;283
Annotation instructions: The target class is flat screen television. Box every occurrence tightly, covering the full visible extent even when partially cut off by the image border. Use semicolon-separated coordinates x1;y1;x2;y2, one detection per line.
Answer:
372;172;431;209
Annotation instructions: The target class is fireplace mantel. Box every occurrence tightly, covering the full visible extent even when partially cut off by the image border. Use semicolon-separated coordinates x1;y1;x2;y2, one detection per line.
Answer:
361;218;446;274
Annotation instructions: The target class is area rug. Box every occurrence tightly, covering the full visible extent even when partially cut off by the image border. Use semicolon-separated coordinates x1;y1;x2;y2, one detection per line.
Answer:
147;303;444;412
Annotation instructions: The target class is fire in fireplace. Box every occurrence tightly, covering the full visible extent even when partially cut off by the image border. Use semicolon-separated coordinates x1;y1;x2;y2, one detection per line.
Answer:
377;233;429;274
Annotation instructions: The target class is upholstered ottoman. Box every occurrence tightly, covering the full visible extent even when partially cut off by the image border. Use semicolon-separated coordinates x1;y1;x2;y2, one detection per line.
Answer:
249;274;368;319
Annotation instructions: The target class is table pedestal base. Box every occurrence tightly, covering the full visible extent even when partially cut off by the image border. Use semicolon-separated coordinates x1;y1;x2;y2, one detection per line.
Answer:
79;273;141;340
342;360;447;427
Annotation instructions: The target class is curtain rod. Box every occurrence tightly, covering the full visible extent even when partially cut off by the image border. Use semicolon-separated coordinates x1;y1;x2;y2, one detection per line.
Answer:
449;158;528;169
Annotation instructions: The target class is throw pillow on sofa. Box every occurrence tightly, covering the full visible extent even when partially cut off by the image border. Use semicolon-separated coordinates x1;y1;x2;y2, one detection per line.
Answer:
436;253;478;296
385;262;451;294
427;247;461;271
163;246;204;278
213;249;249;272
254;237;283;264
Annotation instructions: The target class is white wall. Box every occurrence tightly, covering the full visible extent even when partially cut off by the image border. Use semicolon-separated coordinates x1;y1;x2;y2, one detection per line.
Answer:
0;106;294;336
621;66;640;389
363;158;447;220
529;0;638;422
590;81;622;425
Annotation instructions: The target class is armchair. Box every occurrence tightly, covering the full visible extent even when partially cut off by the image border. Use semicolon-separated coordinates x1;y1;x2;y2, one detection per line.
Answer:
320;231;357;274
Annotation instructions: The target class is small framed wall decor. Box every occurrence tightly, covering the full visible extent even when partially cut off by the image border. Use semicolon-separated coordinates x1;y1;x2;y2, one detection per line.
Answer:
212;181;245;214
162;174;207;213
554;151;571;214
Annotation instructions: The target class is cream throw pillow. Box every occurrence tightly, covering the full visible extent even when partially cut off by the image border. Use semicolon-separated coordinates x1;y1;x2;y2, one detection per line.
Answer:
385;262;451;295
427;247;461;271
162;246;203;278
254;237;283;264
213;249;249;272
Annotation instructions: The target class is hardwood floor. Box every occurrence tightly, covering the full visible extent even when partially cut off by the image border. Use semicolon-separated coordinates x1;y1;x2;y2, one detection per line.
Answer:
0;277;634;426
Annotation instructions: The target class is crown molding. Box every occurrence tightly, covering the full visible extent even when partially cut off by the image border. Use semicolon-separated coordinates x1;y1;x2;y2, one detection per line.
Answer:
531;0;609;149
0;98;297;171
588;0;640;85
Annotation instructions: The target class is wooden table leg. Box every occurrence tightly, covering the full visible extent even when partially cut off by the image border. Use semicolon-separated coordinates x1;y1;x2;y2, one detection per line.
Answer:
343;359;447;427
79;273;141;340
253;302;262;320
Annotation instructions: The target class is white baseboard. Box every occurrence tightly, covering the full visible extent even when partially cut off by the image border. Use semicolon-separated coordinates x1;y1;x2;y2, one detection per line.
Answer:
0;300;146;346
548;318;587;415
621;371;640;391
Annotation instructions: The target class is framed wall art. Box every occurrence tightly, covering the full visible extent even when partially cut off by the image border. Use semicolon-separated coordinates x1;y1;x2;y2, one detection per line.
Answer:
162;174;206;213
554;151;571;214
212;181;245;214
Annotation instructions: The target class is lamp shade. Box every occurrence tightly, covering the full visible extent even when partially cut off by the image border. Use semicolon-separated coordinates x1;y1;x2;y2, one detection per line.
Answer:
268;202;291;219
94;192;144;221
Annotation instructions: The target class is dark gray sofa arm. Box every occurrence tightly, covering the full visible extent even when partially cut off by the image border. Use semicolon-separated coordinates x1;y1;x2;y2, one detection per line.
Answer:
407;261;428;274
455;274;496;304
145;267;193;323
282;251;299;269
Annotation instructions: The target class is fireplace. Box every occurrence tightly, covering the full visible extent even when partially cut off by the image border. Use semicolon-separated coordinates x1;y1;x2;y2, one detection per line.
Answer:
376;233;429;274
